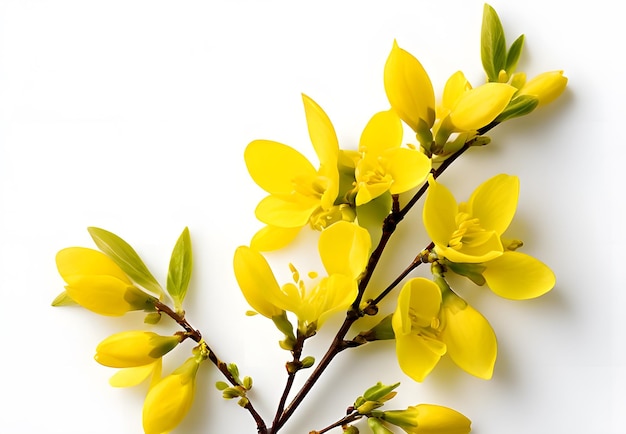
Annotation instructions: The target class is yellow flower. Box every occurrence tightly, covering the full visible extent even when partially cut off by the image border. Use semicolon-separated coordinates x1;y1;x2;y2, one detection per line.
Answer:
439;71;516;132
234;221;370;333
142;357;199;434
381;404;471;434
384;40;436;135
423;174;519;263
354;110;431;206
95;331;180;368
245;94;343;250
56;247;156;316
517;70;568;108
438;289;497;379
391;278;446;382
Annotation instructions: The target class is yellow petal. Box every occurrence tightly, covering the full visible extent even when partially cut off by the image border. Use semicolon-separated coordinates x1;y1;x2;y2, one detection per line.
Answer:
449;82;516;131
440;293;497;379
385;148;431;195
318;221;370;278
308;274;358;328
393;333;443;382
358;110;403;156
250;225;302;252
245;140;317;194
404;278;442;327
233;246;284;318
423;177;459;248
441;71;472;115
467;174;519;235
384;41;435;132
56;247;131;285
65;275;149;316
302;94;340;209
483;251;556;299
109;362;158;388
518;70;567;107
255;194;319;228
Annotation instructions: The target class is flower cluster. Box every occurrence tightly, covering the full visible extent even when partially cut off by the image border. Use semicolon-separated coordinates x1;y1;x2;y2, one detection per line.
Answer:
52;4;566;433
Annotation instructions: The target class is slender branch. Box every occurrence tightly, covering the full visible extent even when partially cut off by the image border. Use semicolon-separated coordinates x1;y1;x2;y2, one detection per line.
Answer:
271;333;306;431
312;412;363;434
155;300;268;433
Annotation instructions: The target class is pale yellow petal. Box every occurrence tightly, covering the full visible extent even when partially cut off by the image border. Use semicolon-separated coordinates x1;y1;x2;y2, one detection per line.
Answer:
423;177;458;247
245;140;317;194
449;83;516;131
384;41;435;131
483;251;555;299
468;174;519;235
318;221;371;278
233;246;283;318
255;194;319;228
301;94;339;170
109;363;156;388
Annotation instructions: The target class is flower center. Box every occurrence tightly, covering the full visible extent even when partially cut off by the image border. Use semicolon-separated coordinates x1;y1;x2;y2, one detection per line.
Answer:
448;212;487;250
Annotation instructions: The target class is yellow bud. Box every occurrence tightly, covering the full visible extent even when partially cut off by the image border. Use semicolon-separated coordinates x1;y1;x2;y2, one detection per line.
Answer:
95;331;180;368
518;70;567;107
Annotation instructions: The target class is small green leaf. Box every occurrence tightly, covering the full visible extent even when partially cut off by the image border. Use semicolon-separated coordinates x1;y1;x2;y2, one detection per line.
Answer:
481;3;507;82
51;290;77;307
87;227;163;297
446;261;487;286
356;192;392;250
495;95;539;122
166;227;193;310
505;34;525;76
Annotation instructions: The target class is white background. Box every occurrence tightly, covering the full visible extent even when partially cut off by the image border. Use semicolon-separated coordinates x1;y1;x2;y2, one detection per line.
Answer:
0;1;623;433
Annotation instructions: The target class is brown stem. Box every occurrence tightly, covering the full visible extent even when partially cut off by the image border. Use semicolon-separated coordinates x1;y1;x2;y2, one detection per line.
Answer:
155;300;268;433
270;333;306;431
314;412;363;434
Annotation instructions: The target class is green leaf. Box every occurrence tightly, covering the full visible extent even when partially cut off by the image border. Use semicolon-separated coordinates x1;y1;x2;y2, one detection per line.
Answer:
495;95;539;122
505;34;525;76
87;227;163;297
446;261;487;286
166;227;193;310
51;290;77;306
481;3;507;82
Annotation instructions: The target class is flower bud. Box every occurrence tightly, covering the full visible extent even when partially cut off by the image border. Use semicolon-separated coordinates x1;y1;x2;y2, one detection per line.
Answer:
95;331;180;368
517;70;567;108
142;357;200;434
382;404;471;433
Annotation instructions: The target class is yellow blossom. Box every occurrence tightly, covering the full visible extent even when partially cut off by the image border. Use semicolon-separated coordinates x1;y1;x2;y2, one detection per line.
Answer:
354;110;431;206
423;174;519;263
517;70;568;108
234;221;370;333
245;94;343;250
381;404;471;434
438;288;497;379
95;331;180;368
142;357;199;434
384;40;435;135
55;247;156;316
391;278;446;382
